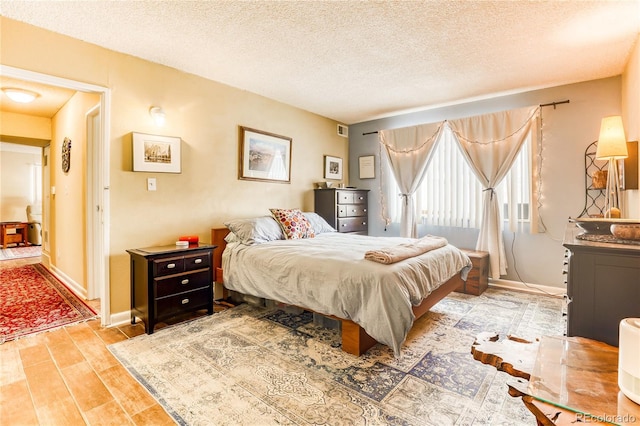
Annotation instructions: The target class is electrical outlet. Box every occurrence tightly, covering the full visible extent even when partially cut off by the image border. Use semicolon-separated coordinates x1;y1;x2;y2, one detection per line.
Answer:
147;178;157;191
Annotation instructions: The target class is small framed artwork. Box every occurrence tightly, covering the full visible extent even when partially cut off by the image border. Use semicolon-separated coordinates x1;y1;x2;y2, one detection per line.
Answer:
359;155;375;179
239;126;292;183
132;132;181;173
324;155;343;180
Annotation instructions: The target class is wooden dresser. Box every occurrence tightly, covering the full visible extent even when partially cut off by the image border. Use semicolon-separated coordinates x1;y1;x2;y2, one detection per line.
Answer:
314;188;369;235
127;244;216;334
563;223;640;346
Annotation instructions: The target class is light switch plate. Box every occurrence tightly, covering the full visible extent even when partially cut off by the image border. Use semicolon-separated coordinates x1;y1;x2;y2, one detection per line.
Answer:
147;178;157;191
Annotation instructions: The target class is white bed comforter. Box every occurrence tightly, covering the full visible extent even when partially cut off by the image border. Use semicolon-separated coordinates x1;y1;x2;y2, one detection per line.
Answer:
222;233;472;355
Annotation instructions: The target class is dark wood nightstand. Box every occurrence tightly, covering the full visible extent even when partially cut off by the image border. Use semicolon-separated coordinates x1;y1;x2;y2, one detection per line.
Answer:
127;244;216;334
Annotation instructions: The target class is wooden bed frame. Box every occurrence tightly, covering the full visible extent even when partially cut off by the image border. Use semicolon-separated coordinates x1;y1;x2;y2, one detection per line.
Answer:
211;227;467;356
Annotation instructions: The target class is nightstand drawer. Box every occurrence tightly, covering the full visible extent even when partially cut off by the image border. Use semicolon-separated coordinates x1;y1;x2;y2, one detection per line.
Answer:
338;217;368;233
154;257;185;276
184;252;211;271
338;205;367;217
155;270;211;298
155;288;210;320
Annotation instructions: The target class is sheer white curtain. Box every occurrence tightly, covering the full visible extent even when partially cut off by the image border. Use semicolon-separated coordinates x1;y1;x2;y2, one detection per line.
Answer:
379;122;444;237
448;106;540;279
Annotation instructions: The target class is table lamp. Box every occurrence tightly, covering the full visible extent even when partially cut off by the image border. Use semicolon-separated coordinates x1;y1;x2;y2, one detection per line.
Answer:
595;116;628;218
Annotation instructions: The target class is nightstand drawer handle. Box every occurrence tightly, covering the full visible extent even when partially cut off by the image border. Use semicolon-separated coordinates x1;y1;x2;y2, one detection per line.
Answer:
194;258;203;264
167;263;176;269
181;298;190;305
181;279;189;285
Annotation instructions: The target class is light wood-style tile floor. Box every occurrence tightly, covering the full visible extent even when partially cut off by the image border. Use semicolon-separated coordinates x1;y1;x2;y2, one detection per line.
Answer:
1;255;180;425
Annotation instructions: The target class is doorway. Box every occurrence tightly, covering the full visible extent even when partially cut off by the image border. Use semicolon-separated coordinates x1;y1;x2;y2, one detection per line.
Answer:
1;65;112;325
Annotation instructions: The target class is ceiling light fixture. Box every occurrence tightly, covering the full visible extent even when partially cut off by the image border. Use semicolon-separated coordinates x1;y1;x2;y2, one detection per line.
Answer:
149;106;166;126
2;87;39;103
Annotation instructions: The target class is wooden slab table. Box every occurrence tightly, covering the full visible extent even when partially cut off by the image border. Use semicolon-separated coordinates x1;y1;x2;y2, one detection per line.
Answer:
471;332;640;425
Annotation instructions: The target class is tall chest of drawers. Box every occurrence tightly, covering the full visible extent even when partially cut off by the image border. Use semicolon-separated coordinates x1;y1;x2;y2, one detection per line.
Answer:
314;188;369;235
127;244;215;334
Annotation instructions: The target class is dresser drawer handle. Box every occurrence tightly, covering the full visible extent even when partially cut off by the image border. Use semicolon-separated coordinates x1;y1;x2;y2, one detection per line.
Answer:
362;221;367;225
166;263;176;269
358;196;364;200
351;209;356;213
181;279;189;285
363;209;367;212
194;258;203;264
181;298;190;305
341;224;347;227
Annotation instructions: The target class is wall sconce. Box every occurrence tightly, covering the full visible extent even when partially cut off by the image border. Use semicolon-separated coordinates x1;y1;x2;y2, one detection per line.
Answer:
2;87;39;103
595;115;628;218
149;106;166;126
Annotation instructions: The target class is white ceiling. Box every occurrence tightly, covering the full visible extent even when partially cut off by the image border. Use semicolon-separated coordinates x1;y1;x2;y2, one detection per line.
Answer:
1;1;639;124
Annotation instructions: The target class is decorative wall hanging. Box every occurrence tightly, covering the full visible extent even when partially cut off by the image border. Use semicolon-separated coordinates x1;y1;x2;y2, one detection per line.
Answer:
132;132;182;173
61;137;71;173
239;126;292;183
359;155;375;179
324;155;343;180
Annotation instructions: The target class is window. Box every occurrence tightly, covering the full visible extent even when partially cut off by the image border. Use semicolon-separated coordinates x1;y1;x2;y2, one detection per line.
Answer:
384;125;532;232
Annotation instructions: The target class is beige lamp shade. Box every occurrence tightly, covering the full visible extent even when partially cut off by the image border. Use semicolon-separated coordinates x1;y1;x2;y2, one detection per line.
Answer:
595;115;628;160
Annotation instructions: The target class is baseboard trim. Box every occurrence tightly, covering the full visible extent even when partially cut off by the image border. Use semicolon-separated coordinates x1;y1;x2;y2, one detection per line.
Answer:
109;311;133;328
490;278;565;298
49;265;88;300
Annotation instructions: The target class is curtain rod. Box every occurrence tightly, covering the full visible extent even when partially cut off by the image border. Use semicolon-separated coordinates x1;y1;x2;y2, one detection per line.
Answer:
362;99;571;135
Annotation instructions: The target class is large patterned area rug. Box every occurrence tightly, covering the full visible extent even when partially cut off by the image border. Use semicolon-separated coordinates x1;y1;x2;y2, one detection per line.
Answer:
0;245;42;260
109;288;564;426
0;263;97;341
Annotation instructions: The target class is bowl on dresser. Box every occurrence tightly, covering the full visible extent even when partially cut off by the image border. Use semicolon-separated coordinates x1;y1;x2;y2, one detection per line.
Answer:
571;218;640;235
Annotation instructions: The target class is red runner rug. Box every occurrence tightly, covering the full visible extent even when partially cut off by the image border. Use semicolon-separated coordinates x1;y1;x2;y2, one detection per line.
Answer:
0;263;97;342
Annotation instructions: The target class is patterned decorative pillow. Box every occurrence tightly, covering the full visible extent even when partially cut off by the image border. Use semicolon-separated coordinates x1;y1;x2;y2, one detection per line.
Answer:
269;208;316;239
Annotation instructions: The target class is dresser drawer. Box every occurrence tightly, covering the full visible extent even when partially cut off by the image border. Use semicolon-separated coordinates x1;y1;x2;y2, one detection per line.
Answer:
352;192;367;205
184;252;211;271
155;269;211;298
338;205;368;217
337;217;368;233
154;256;185;276
336;191;355;204
155;287;210;320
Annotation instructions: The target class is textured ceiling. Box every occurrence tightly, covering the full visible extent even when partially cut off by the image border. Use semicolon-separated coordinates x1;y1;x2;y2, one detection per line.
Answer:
2;1;639;124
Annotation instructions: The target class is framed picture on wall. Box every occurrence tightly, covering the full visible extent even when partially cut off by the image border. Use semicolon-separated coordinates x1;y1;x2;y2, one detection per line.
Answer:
239;126;292;183
359;155;375;179
324;155;343;180
132;132;182;173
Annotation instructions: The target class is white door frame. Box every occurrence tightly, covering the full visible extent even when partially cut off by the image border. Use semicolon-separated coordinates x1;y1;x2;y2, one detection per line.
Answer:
1;65;112;325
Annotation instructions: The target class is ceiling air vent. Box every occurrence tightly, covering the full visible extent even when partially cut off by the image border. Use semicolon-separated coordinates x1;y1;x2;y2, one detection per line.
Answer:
337;124;348;138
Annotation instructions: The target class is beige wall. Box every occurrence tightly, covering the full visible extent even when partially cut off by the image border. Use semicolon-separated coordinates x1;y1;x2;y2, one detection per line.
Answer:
50;92;100;289
1;17;348;316
622;34;639;218
0;111;51;141
0;143;41;222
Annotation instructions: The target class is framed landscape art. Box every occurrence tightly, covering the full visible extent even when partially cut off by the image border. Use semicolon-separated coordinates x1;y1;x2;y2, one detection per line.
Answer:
239;126;292;183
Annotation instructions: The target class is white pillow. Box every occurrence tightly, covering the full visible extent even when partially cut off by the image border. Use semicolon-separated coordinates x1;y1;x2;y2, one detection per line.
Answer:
223;216;284;245
303;212;336;234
